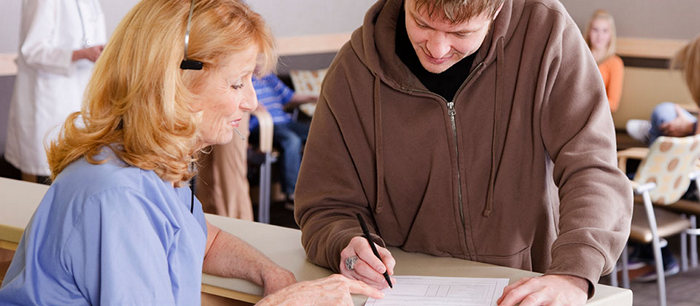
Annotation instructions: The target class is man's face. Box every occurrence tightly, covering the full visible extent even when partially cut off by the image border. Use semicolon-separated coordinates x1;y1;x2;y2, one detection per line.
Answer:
404;0;499;73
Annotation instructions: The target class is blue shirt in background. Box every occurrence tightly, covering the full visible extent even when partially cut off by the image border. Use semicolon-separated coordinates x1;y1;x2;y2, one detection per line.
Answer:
250;73;295;130
0;148;207;305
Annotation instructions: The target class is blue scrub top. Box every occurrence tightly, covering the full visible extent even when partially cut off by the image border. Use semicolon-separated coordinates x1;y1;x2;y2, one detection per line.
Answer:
0;148;208;305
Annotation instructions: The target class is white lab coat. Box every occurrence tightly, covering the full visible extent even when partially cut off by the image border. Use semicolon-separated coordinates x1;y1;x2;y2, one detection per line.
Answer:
5;0;106;176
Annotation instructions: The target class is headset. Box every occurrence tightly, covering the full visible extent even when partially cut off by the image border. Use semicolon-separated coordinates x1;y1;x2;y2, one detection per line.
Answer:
180;0;203;70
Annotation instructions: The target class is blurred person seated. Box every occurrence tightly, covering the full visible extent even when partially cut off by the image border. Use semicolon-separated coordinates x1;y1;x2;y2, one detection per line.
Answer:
249;73;317;209
585;9;624;113
623;34;700;281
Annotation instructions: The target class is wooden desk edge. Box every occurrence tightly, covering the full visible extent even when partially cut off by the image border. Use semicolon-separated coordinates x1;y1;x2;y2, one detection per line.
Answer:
201;283;261;304
0;224;23;251
0;240;18;251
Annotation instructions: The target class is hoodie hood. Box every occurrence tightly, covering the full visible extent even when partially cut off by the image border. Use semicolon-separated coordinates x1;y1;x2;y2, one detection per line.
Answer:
351;0;517;90
350;0;519;216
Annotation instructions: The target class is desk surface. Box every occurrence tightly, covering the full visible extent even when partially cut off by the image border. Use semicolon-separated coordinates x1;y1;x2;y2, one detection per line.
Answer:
0;177;632;305
205;214;632;305
0;177;48;250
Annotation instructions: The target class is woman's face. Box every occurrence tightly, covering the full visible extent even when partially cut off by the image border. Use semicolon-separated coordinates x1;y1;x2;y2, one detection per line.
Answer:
589;18;612;51
192;46;259;147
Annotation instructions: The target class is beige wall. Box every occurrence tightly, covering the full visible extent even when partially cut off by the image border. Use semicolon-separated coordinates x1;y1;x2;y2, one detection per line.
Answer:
560;0;700;129
560;0;700;40
613;67;695;129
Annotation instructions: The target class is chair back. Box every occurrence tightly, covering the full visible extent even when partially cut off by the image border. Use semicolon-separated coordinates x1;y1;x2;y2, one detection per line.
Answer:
634;135;700;204
289;69;327;96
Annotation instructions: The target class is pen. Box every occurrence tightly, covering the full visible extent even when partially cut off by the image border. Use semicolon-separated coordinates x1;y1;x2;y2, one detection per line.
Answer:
356;213;393;288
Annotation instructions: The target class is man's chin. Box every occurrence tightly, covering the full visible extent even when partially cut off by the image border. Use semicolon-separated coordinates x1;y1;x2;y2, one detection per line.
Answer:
418;59;453;74
422;64;450;74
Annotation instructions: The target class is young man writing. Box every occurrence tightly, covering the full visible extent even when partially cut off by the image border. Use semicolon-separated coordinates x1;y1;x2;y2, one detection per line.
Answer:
296;0;632;304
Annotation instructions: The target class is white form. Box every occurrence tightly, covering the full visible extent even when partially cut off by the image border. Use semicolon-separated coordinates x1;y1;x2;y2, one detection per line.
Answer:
365;275;509;306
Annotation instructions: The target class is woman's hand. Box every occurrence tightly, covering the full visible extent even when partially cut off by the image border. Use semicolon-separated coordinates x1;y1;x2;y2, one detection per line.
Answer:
339;236;396;289
256;274;384;305
261;266;297;296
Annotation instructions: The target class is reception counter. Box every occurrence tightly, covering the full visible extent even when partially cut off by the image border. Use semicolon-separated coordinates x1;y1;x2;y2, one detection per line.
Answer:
0;177;632;304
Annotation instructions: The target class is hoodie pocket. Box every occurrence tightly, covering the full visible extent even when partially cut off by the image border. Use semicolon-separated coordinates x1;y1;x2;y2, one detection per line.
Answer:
477;245;532;270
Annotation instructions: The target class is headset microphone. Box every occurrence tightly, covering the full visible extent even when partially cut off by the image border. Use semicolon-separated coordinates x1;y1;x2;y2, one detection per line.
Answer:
233;128;245;141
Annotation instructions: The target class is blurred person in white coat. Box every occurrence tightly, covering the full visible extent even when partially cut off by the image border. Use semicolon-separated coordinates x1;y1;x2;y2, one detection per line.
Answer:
4;0;106;183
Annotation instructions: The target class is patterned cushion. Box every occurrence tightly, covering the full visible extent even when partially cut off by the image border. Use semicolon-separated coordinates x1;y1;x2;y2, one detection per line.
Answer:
289;69;327;96
634;135;700;204
289;69;327;116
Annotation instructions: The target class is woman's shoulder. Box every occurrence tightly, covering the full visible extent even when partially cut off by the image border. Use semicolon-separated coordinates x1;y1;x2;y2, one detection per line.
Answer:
51;148;173;209
601;55;624;67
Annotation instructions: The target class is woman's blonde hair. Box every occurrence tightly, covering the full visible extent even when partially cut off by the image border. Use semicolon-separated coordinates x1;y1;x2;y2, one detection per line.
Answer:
47;0;275;186
672;35;700;105
585;9;617;63
412;0;505;23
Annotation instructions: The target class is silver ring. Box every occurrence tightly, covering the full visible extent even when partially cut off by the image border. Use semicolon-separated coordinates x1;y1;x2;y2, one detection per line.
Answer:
345;256;359;271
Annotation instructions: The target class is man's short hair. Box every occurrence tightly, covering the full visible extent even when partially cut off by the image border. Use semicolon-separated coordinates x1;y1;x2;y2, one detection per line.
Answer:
412;0;505;23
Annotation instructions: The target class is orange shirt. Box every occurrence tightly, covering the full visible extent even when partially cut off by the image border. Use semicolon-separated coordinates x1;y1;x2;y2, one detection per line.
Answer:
598;55;624;112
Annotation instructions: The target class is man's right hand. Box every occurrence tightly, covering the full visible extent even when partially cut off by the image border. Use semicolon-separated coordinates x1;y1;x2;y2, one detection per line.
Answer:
339;236;396;289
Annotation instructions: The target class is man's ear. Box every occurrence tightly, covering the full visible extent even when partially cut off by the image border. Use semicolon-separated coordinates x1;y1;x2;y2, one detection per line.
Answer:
493;2;505;20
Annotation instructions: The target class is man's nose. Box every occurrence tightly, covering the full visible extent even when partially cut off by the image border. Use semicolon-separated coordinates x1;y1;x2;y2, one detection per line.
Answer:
425;34;451;58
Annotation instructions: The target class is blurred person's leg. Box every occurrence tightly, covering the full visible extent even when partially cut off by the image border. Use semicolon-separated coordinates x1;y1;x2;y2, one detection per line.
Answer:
273;122;307;201
196;115;253;220
649;102;696;144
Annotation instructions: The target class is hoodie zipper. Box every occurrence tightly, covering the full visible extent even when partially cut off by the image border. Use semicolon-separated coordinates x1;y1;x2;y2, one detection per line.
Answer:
447;101;465;227
397;62;485;256
446;62;484;256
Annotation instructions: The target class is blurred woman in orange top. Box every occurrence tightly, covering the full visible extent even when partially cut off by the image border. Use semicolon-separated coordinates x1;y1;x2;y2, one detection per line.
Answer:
586;10;624;112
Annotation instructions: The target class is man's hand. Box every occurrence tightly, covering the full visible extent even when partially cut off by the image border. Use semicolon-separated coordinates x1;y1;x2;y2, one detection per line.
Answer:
497;274;588;306
659;104;695;137
339;236;396;289
256;274;384;306
261;266;297;296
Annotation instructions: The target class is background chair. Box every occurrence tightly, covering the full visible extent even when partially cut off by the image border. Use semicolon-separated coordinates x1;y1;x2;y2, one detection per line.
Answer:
613;135;700;306
249;108;276;224
662;172;700;270
288;68;327;120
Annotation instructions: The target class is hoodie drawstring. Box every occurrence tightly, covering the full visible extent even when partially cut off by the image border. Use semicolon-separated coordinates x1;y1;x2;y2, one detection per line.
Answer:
483;37;505;217
373;76;385;214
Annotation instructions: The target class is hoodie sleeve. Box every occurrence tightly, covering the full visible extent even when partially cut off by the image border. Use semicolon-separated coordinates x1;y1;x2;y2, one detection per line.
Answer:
294;46;384;271
539;13;633;293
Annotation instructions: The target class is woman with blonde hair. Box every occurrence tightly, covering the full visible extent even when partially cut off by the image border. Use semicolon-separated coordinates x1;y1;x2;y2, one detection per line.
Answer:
585;9;624;112
0;0;382;304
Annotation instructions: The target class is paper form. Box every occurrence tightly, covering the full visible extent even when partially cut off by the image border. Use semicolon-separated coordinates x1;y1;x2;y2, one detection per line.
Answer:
365;275;509;306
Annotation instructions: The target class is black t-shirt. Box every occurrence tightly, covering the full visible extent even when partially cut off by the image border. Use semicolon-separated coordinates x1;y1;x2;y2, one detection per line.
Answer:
395;8;476;101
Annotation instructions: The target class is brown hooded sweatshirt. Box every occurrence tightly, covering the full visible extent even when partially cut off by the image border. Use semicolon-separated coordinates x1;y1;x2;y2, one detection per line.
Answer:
295;0;632;291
